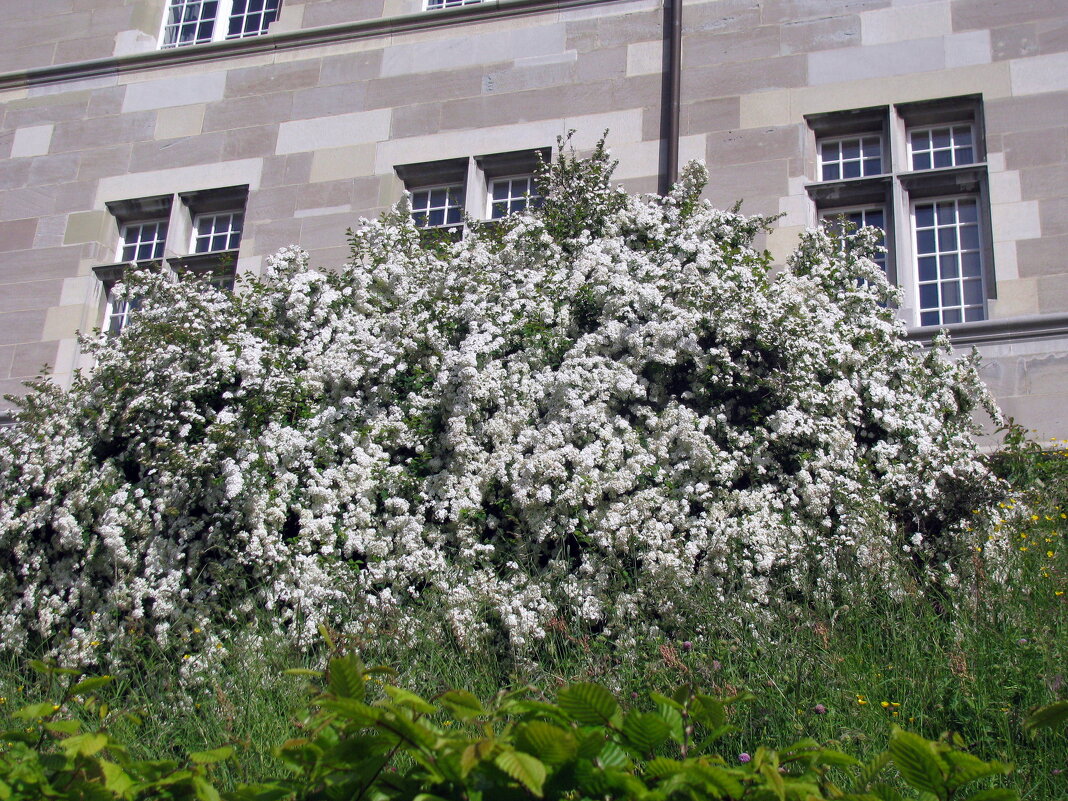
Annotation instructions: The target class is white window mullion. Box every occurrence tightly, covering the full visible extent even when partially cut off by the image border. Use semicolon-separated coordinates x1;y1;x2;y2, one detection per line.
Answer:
212;0;236;42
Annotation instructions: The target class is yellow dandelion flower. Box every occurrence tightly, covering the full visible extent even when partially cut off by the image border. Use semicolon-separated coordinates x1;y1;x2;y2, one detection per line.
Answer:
1056;591;1064;597
1032;515;1040;521
1021;546;1029;551
881;701;890;708
1049;551;1056;558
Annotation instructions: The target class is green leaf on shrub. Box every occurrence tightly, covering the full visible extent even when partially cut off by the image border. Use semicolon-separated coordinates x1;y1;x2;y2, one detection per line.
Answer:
942;750;1012;788
71;675;115;694
14;701;59;720
384;685;437;715
494;749;546;797
645;757;684;778
688;763;745;798
515;721;576;764
965;789;1019;801
855;751;891;789
327;654;365;700
888;728;946;796
558;682;618;727
439;689;484;720
460;738;497;776
189;745;234;764
653;697;685;745
1024;700;1068;732
622;711;670;754
60;732;107;757
43;719;81;734
192;774;222;801
99;759;133;795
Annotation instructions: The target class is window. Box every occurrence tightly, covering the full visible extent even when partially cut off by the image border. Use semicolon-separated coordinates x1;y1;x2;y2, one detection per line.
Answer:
118;220;168;263
160;0;280;48
395;149;548;235
806;96;991;328
425;0;483;9
487;175;540;219
820;206;887;273
818;135;883;181
192;211;243;253
908;124;975;171
95;187;247;334
913;197;985;326
410;185;464;229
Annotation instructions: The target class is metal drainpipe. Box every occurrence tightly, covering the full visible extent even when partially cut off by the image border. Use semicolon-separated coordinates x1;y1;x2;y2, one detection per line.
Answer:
659;0;682;196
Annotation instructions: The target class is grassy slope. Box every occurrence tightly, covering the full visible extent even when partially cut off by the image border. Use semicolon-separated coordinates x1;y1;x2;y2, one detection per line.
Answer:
2;436;1066;797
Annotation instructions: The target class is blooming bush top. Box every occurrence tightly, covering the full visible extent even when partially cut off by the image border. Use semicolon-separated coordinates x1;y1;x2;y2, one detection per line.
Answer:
0;140;1005;669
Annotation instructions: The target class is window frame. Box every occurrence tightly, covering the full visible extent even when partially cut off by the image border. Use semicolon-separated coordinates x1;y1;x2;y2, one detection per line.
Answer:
190;209;244;255
158;0;281;49
486;174;540;220
907;123;977;172
818;204;889;274
117;218;169;264
817;134;885;182
424;0;483;9
910;194;987;327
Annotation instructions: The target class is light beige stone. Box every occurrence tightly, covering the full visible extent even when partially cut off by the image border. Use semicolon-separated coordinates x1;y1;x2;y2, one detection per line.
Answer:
63;211;111;246
310;143;377;183
860;3;951;46
154;104;205;139
11;124;55;158
276;108;392;154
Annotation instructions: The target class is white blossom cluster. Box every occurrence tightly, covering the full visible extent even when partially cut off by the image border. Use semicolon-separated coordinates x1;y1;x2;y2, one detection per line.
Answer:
0;147;1006;667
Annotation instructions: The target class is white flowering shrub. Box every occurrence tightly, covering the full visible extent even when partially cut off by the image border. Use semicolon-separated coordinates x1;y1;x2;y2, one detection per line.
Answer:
0;140;1005;668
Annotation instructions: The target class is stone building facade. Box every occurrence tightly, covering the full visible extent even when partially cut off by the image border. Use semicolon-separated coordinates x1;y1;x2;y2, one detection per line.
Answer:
1;0;1066;438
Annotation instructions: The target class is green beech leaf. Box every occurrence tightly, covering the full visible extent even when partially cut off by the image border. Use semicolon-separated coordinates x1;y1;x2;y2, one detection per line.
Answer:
622;711;670;754
384;685;436;715
855;752;891;789
1024;700;1068;732
99;759;133;795
61;732;108;757
692;694;726;730
495;749;547;797
597;741;629;769
644;756;684;778
964;790;1019;801
558;682;618;727
888;729;946;796
327;654;365;700
43;719;81;734
654;699;685;745
189;745;234;764
688;763;745;798
192;774;222;801
14;701;59;720
71;675;115;694
439;689;484;720
515;721;576;764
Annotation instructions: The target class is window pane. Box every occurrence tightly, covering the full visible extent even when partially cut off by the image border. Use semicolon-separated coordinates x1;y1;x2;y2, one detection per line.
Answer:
941;281;960;306
960;224;980;250
863;156;881;175
913;152;932;170
942;308;962;324
938;226;957;250
932;128;951;149
915;204;935;228
917;228;936;253
919;284;939;309
964;306;985;322
920;310;940;326
940;254;959;279
963;280;984;305
842;139;860;160
934;149;953;168
957;200;978;223
822;163;840;181
961;251;982;277
843;160;861;179
936;203;956;225
918;256;938;282
957;146;974;164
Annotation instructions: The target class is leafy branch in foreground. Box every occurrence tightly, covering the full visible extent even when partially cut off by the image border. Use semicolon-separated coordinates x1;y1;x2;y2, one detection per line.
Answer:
0;655;1022;800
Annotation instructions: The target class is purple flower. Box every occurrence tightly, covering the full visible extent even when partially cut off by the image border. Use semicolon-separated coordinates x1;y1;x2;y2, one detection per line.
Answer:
682;640;693;652
814;704;827;714
1018;638;1029;646
738;753;751;763
711;659;722;671
1053;769;1063;776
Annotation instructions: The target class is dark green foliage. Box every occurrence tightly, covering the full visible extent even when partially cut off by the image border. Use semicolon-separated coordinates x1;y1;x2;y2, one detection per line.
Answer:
0;658;1022;801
